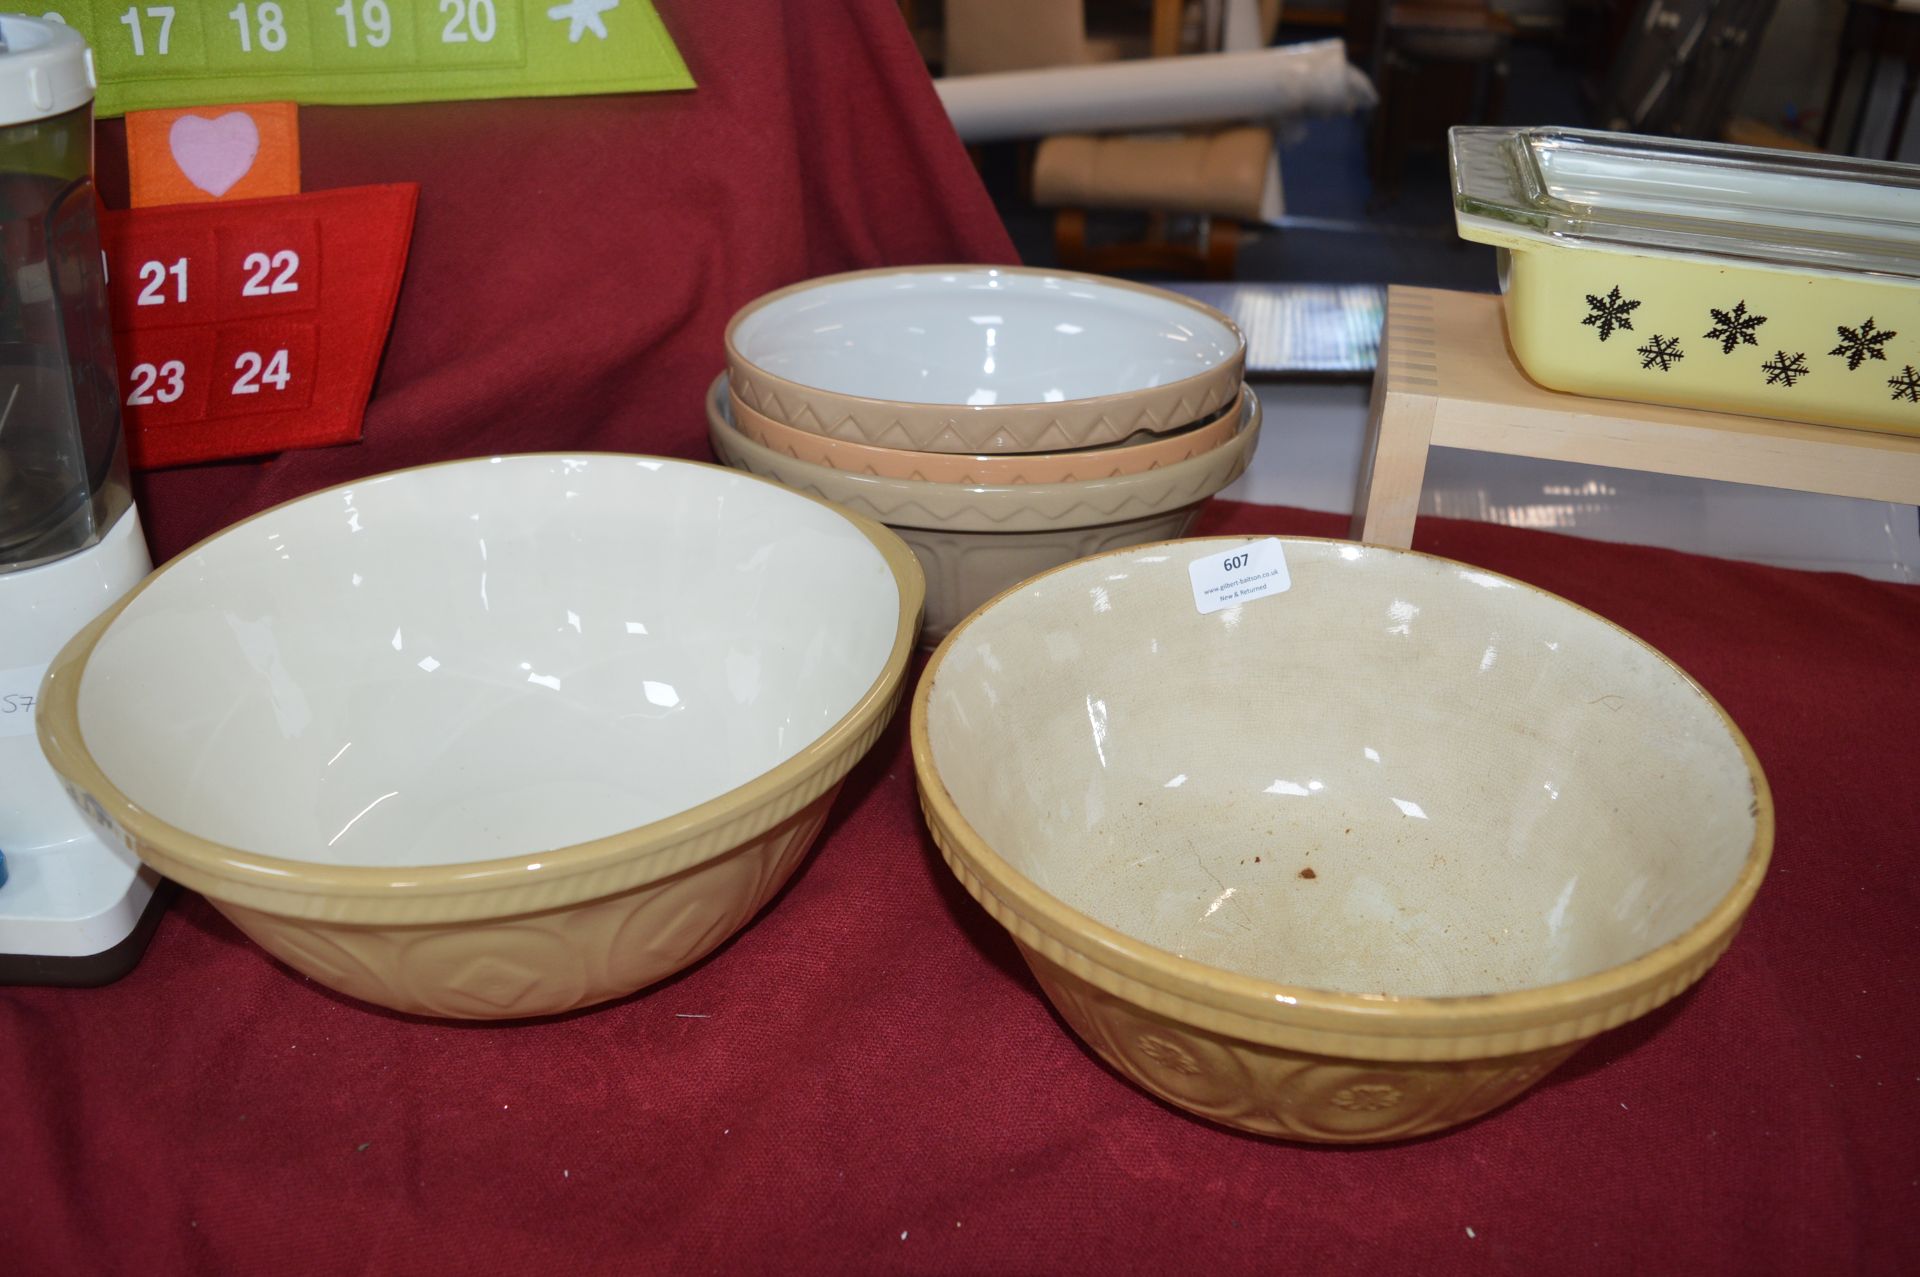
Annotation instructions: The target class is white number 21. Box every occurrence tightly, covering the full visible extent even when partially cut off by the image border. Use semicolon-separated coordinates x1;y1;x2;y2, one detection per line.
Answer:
136;257;187;305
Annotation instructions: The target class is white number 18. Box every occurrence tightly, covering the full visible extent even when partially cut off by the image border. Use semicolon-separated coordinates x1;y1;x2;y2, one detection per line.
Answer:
227;2;287;53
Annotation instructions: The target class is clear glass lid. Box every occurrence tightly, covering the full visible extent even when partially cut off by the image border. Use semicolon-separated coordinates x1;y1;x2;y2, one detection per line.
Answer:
1450;126;1920;280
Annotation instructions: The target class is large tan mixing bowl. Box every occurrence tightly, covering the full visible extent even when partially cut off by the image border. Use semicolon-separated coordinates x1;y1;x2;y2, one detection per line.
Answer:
913;537;1772;1142
38;456;924;1019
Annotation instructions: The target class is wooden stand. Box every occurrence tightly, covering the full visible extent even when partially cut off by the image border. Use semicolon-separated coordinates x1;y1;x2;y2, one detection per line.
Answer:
1351;287;1920;548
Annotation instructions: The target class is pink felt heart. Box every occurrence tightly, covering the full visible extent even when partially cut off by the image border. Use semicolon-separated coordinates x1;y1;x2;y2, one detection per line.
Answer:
168;113;261;198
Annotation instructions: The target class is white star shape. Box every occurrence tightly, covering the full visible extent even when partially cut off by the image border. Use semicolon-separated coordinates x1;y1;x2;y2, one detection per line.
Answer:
547;0;618;42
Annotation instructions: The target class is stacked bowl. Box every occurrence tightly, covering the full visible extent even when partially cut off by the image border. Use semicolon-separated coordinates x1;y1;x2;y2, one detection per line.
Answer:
713;266;1259;641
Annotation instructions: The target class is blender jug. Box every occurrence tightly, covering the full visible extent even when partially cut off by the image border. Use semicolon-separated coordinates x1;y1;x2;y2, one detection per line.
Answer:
1;16;127;568
0;15;161;984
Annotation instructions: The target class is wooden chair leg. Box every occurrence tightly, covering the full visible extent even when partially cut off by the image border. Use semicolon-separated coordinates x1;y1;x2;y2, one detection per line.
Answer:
1203;217;1240;280
1351;402;1437;548
1350;339;1437;548
1485;56;1509;125
1054;207;1090;270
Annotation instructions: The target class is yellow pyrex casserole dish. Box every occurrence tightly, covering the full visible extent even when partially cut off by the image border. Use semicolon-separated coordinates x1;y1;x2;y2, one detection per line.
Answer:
1451;126;1920;436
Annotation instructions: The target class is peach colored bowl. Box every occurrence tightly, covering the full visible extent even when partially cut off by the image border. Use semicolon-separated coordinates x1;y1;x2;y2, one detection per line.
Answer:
37;455;925;1020
726;385;1244;484
708;373;1262;643
725;265;1246;454
914;538;1772;1142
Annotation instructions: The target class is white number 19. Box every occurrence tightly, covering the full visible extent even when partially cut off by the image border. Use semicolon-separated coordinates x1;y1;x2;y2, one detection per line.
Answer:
335;0;391;47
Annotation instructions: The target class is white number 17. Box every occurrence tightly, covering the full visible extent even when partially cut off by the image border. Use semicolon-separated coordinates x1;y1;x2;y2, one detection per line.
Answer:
118;5;176;56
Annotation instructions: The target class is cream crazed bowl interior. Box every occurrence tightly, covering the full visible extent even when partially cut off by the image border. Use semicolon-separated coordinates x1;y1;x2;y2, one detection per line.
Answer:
729;267;1242;407
75;456;902;869
925;539;1760;999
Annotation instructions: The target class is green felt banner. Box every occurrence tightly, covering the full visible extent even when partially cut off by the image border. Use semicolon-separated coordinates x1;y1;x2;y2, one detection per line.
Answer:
35;0;692;115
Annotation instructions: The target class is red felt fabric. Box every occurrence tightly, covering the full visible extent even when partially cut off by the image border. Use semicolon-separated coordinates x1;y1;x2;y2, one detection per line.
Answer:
7;2;1918;1273
101;185;417;468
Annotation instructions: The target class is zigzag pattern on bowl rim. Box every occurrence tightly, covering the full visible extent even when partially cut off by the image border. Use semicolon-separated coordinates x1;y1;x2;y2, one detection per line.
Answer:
726;386;1243;485
722;265;1246;455
707;372;1261;533
728;363;1244;455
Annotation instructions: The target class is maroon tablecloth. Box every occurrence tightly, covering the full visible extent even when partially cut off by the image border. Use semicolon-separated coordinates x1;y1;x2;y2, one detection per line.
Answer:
8;2;1920;1272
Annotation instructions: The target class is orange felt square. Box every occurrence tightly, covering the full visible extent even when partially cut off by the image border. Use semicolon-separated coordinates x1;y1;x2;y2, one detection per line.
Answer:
126;103;302;209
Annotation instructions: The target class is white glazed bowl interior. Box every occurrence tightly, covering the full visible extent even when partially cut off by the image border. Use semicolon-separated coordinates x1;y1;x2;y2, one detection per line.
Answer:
730;268;1242;407
925;540;1760;999
77;456;902;869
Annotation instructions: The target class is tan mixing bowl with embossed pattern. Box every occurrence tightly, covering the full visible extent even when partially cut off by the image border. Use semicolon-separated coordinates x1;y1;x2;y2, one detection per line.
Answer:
913;537;1772;1142
38;455;924;1020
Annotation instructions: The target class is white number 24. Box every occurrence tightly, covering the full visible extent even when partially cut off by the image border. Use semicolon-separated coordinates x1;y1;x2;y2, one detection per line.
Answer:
232;349;292;395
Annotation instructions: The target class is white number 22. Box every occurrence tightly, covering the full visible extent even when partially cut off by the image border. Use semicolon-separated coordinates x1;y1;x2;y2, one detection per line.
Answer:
241;250;300;296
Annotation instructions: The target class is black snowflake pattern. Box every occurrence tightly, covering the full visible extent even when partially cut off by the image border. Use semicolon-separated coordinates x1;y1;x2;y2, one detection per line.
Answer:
1828;317;1898;371
1581;286;1641;342
1762;351;1810;388
1702;301;1767;354
1637;334;1685;372
1889;365;1920;403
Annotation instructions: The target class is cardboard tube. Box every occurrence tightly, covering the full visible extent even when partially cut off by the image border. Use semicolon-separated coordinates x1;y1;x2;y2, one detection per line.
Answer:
933;39;1377;145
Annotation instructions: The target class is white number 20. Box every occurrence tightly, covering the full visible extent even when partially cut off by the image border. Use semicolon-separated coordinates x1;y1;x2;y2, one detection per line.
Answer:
439;0;495;43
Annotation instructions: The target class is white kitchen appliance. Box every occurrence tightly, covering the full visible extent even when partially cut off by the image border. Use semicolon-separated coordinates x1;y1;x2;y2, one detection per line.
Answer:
0;15;163;985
